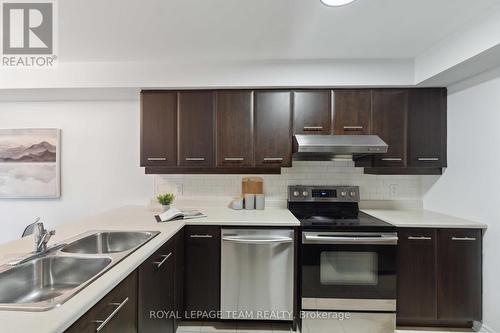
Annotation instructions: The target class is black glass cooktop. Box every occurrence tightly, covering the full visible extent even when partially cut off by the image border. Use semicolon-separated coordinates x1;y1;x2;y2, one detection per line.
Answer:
299;211;394;229
288;202;395;231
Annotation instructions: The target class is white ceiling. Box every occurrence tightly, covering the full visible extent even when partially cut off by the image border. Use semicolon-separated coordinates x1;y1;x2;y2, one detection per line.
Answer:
59;0;500;62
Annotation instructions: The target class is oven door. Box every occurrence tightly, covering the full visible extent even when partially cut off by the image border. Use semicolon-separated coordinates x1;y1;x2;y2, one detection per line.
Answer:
301;232;397;311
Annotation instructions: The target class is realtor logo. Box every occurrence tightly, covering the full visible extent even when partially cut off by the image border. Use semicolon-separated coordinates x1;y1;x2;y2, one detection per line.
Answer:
1;0;57;67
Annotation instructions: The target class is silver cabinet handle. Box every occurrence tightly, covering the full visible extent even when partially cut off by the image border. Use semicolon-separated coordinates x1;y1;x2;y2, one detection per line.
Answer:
222;236;293;244
224;157;244;161
185;157;205;161
452;237;477;241
94;297;129;332
343;126;363;130
368;147;384;152
408;236;432;240
190;234;213;238
152;252;172;268
418;158;439;161
381;158;402;161
303;126;324;131
263;157;283;162
147;157;167;161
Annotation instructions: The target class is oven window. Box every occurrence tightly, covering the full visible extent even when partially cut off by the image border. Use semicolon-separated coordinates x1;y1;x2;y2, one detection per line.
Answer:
320;251;378;285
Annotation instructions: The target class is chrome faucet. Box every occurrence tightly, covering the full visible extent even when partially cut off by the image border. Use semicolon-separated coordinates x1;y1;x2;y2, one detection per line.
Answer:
34;222;56;253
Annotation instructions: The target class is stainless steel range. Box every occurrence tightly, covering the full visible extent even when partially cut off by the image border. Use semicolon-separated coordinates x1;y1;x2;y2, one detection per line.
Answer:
288;185;398;333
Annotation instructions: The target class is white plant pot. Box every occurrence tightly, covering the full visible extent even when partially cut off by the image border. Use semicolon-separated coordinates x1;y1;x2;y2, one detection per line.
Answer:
161;204;171;212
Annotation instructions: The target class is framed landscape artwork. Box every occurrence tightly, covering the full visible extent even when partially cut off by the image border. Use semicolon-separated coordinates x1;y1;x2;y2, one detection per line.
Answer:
0;129;61;198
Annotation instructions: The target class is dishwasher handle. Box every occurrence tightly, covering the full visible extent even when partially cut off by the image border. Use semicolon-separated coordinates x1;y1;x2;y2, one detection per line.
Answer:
222;236;293;244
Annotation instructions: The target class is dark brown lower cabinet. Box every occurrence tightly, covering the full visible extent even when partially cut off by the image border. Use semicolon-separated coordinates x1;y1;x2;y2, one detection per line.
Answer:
397;228;482;327
174;228;185;330
397;228;437;322
184;226;221;316
138;237;176;333
437;229;482;322
65;271;138;333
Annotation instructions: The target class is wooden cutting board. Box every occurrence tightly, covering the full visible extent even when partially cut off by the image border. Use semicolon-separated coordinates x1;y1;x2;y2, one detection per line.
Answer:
242;177;263;195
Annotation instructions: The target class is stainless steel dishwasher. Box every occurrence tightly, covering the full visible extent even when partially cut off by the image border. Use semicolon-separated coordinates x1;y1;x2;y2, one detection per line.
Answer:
220;228;294;320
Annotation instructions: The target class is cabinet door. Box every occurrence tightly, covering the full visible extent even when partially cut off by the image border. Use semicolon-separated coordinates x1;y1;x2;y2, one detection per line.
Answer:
437;229;482;322
174;228;185;330
397;228;437;323
138;239;175;333
66;271;138;333
254;91;292;167
184;226;221;315
141;91;177;167
372;89;408;167
293;90;331;135
333;90;371;135
408;89;447;168
216;91;254;167
178;91;215;167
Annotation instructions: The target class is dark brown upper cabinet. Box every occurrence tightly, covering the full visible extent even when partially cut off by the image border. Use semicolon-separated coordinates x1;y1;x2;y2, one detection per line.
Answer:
293;90;331;135
141;88;447;175
397;228;438;324
437;229;482;322
408;89;447;168
372;89;408;168
141;91;177;167
333;89;372;135
178;91;215;167
216;91;254;167
254;91;293;167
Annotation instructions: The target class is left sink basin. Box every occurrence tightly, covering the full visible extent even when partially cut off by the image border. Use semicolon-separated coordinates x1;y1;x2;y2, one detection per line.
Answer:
0;256;111;310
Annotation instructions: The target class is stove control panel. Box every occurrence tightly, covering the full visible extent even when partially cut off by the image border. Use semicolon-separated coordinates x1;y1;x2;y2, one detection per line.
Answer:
288;185;360;202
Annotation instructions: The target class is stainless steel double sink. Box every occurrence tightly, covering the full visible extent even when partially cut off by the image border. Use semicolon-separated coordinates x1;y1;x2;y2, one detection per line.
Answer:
0;230;159;311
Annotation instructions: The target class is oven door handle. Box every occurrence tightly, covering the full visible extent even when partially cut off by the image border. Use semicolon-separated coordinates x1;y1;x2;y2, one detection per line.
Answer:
303;234;398;245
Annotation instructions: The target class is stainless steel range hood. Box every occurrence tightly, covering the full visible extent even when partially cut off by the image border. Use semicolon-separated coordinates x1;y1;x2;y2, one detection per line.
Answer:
293;134;388;160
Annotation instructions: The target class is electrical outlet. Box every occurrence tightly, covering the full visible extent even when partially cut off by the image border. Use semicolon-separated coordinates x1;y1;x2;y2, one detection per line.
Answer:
389;184;398;197
175;183;184;195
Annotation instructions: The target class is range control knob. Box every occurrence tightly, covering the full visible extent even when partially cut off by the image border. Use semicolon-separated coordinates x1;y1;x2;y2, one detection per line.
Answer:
302;191;309;197
340;191;347;197
350;191;357;197
293;191;300;197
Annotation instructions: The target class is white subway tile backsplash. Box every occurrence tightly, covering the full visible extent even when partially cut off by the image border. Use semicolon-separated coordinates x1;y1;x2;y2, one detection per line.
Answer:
155;161;430;201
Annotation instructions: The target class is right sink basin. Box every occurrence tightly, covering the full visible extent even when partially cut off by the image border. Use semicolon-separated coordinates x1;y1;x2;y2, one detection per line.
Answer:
62;231;157;254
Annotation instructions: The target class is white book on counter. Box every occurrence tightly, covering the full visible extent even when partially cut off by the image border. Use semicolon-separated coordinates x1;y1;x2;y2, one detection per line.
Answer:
155;207;206;222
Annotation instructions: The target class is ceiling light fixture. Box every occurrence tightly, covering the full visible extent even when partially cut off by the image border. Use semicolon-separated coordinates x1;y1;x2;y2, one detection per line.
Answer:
320;0;357;7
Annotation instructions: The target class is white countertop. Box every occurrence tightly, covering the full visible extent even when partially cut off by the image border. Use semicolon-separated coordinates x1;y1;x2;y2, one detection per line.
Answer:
361;209;488;229
0;202;488;332
0;205;299;333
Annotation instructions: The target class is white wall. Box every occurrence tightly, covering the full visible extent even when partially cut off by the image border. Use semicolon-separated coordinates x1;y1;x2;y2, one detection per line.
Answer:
0;60;415;90
423;74;500;332
0;100;154;244
414;4;500;84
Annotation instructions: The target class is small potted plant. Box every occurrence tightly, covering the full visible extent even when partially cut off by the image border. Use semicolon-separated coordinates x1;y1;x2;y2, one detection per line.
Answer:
157;193;175;212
